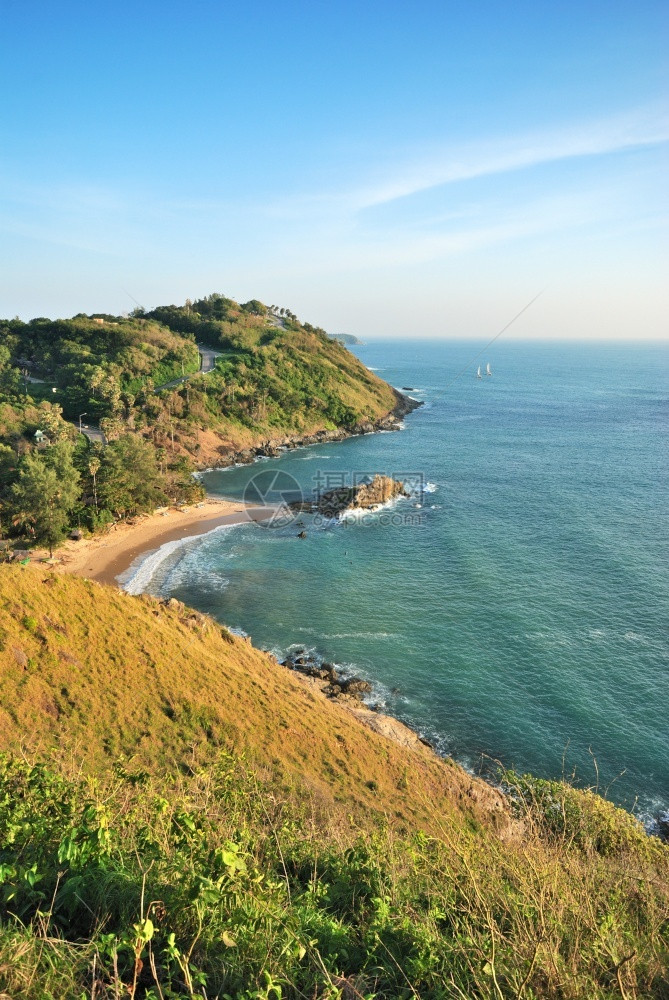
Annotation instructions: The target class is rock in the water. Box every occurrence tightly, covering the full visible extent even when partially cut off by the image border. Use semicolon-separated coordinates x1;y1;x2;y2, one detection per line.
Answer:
297;530;307;539
291;474;407;518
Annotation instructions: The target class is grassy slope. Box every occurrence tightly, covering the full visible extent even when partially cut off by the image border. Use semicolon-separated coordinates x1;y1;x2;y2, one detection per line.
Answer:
0;566;502;836
1;566;668;999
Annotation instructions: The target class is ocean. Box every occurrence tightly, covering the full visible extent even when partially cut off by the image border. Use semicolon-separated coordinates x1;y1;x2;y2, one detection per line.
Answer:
123;339;669;826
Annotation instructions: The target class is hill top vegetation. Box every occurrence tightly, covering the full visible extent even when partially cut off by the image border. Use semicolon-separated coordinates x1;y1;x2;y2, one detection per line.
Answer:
0;293;395;440
0;566;668;999
0;295;397;554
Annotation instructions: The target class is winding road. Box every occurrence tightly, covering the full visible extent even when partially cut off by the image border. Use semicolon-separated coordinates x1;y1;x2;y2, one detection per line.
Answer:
153;343;224;392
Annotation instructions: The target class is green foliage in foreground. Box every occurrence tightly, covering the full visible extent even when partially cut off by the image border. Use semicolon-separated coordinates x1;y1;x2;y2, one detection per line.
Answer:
0;754;667;1000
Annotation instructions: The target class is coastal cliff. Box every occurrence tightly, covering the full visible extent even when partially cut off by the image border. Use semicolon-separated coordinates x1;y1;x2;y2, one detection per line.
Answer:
1;295;412;473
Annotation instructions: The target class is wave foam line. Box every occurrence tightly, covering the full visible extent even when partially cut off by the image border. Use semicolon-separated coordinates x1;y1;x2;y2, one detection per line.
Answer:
119;523;237;595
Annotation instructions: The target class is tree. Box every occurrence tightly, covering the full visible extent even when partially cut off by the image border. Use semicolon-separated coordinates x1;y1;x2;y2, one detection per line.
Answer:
88;456;100;511
37;402;72;443
0;444;18;536
99;416;123;442
11;443;80;556
0;345;20;397
97;435;164;518
241;299;267;316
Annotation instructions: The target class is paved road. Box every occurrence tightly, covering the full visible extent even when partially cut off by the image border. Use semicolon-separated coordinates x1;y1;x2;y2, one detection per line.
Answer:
154;343;224;391
198;344;223;372
68;421;106;445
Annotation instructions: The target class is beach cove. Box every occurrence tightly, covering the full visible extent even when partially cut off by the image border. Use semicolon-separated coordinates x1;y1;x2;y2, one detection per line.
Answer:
47;498;265;585
132;340;669;829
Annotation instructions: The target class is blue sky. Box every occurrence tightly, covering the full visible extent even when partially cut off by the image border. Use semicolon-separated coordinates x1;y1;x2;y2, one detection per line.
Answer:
1;0;667;338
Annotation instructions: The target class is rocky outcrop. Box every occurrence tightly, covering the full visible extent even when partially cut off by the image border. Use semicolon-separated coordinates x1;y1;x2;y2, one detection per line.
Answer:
389;388;422;419
354;476;407;508
282;651;373;704
291;474;407;518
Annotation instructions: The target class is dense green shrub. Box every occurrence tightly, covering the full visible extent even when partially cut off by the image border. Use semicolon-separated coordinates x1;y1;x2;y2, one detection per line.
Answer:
1;753;667;999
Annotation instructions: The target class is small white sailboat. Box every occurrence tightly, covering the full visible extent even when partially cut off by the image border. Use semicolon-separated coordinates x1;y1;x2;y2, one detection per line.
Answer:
486;363;492;376
476;365;482;379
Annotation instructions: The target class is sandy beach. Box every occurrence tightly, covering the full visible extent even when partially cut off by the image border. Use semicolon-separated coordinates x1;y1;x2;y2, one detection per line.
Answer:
47;498;273;587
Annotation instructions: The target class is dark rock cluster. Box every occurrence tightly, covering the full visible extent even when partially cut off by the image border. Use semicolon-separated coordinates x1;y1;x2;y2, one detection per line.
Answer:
281;649;373;703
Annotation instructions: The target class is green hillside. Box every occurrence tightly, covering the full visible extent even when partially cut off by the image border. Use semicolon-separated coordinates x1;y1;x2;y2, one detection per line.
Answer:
1;566;667;999
0;294;402;551
0;294;397;456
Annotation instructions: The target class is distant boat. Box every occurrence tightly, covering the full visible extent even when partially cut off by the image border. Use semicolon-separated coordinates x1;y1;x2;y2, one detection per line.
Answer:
476;366;482;379
486;363;492;376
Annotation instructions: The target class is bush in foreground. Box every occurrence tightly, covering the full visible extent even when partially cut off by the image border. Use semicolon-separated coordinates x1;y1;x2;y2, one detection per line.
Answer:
1;753;667;999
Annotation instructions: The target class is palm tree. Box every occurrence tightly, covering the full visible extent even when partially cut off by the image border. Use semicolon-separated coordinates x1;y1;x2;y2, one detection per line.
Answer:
88;457;100;511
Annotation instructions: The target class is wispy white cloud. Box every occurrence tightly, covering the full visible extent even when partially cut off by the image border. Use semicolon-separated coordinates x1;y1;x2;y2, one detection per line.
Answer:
0;175;158;255
250;187;616;279
0;106;665;288
350;106;669;210
249;105;668;225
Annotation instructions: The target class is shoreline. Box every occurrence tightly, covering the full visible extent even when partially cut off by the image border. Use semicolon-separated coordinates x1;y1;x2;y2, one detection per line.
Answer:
191;388;421;469
17;405;665;838
51;391;423;587
19;386;420;589
49;498;274;586
63;394;423;586
27;402;493;809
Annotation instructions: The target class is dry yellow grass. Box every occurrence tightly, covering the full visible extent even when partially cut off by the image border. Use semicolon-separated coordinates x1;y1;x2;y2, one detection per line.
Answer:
2;565;668;999
0;564;509;837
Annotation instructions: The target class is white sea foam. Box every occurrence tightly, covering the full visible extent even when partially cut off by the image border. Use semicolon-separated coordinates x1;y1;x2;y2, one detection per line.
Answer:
293;629;400;640
624;631;647;644
635;797;669;837
119;524;237;596
193;463;243;475
339;493;405;521
120;537;194;595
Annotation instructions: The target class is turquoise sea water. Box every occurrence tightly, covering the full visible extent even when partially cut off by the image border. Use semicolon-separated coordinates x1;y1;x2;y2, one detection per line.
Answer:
126;340;669;824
